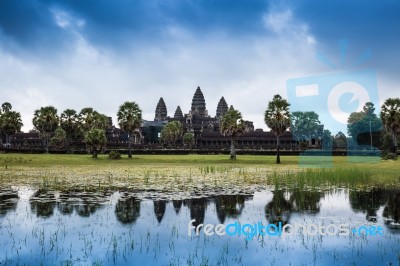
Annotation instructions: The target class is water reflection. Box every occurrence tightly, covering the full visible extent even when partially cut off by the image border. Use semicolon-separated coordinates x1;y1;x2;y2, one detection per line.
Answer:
184;198;207;227
289;189;322;213
172;200;182;214
215;195;248;224
115;194;141;224
350;188;388;222
1;186;400;265
349;188;400;227
0;189;18;217
383;190;400;230
265;190;292;225
30;191;110;218
23;188;400;229
30;191;57;217
57;201;74;215
153;200;167;223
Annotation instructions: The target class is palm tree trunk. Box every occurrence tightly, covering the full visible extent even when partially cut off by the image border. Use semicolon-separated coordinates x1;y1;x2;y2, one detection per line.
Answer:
230;137;236;160
128;133;132;158
276;135;281;164
393;132;398;153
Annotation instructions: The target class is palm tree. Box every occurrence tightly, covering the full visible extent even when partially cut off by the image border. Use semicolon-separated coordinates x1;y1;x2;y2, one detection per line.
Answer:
381;98;400;152
79;108;96;131
0;111;23;145
117;101;142;158
60;109;82;150
85;128;107;158
32;106;59;153
220;107;245;159
79;108;109;131
1;102;12;113
264;95;291;164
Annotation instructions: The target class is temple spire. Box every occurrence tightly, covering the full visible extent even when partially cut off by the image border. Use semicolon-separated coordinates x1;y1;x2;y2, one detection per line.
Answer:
174;106;183;119
216;96;228;120
154;97;167;121
191;86;207;117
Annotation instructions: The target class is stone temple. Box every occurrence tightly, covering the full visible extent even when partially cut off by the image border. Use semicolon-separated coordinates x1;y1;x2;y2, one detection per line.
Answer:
140;86;302;149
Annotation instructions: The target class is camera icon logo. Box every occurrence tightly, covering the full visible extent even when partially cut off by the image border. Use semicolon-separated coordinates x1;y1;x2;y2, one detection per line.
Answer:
286;41;381;166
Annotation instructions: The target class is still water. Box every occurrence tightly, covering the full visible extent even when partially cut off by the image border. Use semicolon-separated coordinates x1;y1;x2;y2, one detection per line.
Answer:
0;186;399;265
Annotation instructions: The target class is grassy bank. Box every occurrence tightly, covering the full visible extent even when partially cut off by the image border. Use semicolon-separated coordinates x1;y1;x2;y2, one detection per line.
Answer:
0;154;399;197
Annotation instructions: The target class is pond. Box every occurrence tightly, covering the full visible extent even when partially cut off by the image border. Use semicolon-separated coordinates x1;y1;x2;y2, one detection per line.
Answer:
0;186;399;265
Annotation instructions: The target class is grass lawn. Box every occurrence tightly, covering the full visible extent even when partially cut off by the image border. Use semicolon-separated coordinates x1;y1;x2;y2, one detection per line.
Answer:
0;153;399;197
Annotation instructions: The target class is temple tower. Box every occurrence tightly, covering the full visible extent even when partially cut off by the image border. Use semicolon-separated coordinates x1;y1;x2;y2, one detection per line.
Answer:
154;97;167;121
216;96;228;120
174;106;183;119
191;86;207;117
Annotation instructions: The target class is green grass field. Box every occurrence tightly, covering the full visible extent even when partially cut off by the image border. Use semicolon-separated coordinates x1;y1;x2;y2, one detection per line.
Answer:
0;154;399;196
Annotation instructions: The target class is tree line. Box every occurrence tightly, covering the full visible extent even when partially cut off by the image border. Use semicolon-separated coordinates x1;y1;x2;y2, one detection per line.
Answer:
0;96;399;162
0;102;142;158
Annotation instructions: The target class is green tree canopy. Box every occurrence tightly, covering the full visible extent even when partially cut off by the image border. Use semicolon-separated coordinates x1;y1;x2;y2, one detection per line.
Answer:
160;121;183;145
347;102;382;148
0;110;23;144
290;111;323;142
85;128;107;158
117;101;142;158
220;108;245;159
333;131;347;149
32;106;59;152
380;98;400;151
1;102;12;113
50;128;67;149
60;109;84;150
79;108;109;131
183;132;195;146
321;129;333;150
264;94;291;164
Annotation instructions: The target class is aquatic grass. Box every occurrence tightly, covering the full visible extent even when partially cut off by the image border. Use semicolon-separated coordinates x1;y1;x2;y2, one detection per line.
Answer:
0;154;399;194
267;167;376;190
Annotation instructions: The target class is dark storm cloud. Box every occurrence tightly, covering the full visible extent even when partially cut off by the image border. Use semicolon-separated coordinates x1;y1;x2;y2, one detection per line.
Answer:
286;0;400;73
1;0;399;54
0;0;270;52
0;0;73;53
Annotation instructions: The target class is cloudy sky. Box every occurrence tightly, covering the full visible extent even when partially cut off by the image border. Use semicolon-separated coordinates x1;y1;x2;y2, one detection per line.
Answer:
0;0;399;134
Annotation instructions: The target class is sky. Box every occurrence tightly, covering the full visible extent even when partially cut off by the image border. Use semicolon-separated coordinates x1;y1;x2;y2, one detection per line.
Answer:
0;0;399;134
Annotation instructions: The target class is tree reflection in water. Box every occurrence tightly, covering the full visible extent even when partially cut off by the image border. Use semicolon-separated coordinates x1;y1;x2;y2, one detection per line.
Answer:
30;191;109;218
265;189;292;226
265;188;323;226
349;188;388;222
0;189;19;217
383;190;400;230
30;191;57;218
115;194;141;224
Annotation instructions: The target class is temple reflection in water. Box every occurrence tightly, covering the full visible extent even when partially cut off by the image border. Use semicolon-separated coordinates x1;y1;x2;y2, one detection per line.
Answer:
0;188;398;231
